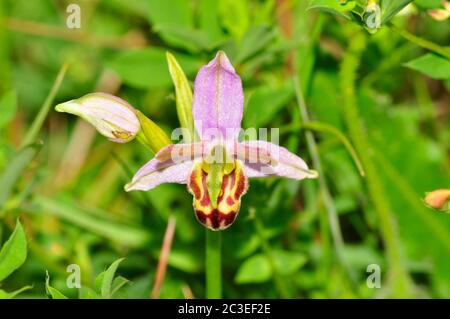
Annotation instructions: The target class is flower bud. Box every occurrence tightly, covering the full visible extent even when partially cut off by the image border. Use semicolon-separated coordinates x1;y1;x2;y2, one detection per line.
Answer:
424;189;450;211
428;8;449;21
428;1;450;21
55;92;140;143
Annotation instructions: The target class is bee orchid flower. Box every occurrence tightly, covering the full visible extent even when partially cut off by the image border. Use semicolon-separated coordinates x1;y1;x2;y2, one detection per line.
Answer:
125;51;318;230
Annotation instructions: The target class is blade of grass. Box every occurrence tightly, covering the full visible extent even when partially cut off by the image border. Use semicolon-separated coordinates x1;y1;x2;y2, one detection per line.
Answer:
0;143;42;212
28;196;151;248
21;63;68;148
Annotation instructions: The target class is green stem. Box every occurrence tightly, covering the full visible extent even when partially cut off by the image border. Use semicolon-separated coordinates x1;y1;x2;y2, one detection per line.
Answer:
389;23;450;59
411;75;449;170
293;77;357;292
280;121;365;177
340;31;411;297
205;230;221;298
21;63;68;148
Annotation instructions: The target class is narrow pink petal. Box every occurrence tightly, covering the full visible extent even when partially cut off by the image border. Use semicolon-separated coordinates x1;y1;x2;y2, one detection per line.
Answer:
155;141;210;163
192;51;244;140
125;159;195;192
124;143;206;191
234;140;318;180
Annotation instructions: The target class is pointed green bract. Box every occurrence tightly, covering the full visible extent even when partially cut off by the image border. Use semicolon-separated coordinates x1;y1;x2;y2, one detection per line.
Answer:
166;52;195;142
136;111;172;153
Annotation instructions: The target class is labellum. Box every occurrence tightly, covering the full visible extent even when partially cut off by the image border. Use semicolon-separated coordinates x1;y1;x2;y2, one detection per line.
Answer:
188;158;248;231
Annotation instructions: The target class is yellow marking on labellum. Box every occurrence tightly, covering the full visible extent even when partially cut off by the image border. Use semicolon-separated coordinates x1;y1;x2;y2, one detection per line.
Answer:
112;130;132;139
187;160;248;230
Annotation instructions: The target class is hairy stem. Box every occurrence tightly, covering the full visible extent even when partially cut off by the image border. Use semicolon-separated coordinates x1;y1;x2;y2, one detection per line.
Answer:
340;30;411;297
294;77;357;291
389;23;450;59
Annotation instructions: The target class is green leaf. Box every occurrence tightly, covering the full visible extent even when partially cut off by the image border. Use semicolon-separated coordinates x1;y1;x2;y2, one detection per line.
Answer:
155;27;211;52
165;249;202;274
78;286;100;299
244;83;294;128
108;48;201;89
272;250;308;275
0;285;32;299
111;276;130;297
147;0;199;51
234;26;276;64
253;0;276;25
45;271;68;299
404;53;450;80
94;271;105;292
235;254;272;284
0;220;27;281
199;0;225;45
381;0;413;23
342;245;383;270
0;90;17;129
308;0;357;20
0;143;41;210
219;0;250;40
100;258;125;299
33;197;151;248
148;0;192;28
166;52;195;141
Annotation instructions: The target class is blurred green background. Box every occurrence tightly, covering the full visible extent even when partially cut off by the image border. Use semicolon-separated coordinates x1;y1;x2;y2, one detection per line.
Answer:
0;0;449;298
